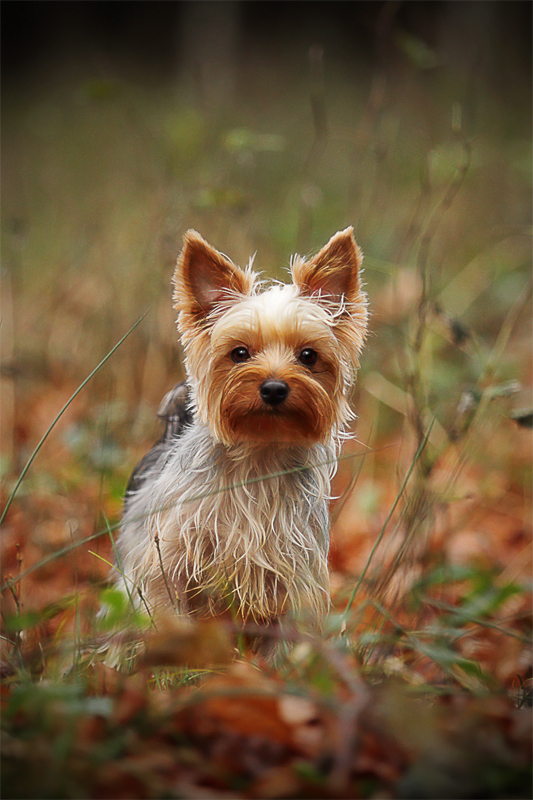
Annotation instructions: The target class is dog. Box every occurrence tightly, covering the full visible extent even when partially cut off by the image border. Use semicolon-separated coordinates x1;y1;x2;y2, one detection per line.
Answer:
115;228;367;649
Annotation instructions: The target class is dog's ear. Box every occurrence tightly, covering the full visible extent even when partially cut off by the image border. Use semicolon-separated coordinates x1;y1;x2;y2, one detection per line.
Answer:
292;227;363;307
174;231;253;320
292;228;368;363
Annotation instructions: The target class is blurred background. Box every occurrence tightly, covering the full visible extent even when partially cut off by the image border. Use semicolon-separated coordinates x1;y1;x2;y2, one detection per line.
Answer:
1;1;531;620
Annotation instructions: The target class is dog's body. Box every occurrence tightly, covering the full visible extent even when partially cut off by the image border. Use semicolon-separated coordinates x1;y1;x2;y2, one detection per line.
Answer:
120;387;332;624
116;228;367;636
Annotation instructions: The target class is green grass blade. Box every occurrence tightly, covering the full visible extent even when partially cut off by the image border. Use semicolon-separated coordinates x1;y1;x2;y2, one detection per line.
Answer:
1;524;120;592
0;309;150;527
1;443;398;594
341;419;435;627
102;511;136;611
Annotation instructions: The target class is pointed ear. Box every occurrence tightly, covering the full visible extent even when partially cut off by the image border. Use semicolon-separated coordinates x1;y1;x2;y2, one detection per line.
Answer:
173;230;253;320
292;227;363;306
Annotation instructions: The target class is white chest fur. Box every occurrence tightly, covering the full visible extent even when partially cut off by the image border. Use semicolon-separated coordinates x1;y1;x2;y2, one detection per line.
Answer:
118;423;335;624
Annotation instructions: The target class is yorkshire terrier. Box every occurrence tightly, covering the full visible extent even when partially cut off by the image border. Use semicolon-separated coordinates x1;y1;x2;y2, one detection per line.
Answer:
116;228;367;648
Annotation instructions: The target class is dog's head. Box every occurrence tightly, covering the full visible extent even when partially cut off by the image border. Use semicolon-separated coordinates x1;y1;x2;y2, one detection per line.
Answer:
173;229;368;446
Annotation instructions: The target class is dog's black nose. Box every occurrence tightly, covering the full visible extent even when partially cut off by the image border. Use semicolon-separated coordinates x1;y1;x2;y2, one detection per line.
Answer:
260;379;290;406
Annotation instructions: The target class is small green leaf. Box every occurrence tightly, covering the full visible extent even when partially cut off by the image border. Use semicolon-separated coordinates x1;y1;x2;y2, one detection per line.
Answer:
395;31;440;70
4;611;43;633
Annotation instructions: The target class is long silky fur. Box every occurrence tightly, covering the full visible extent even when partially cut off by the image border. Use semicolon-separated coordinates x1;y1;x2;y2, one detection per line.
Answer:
119;423;335;624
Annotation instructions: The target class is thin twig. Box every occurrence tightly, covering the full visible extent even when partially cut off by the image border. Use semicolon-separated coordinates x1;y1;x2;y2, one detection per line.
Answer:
154;532;178;611
341;419;435;626
88;550;155;625
304;44;328;173
104;513;136;612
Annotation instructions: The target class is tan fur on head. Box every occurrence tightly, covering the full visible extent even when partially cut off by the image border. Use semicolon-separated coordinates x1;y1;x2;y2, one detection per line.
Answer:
172;228;368;447
173;230;258;337
291;228;368;376
292;227;363;301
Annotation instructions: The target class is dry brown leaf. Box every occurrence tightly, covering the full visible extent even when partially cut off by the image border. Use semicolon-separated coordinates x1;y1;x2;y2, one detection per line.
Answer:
278;695;317;726
113;673;148;725
139;616;233;668
250;765;301;799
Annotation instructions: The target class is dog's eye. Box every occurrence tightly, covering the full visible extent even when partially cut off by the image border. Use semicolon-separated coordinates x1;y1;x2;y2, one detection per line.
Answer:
298;348;318;367
231;346;251;363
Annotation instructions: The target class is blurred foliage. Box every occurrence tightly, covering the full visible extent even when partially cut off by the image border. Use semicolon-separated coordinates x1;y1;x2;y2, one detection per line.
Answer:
1;2;531;798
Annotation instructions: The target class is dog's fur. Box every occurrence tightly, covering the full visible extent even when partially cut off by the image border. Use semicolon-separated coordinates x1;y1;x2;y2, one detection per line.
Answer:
116;228;367;635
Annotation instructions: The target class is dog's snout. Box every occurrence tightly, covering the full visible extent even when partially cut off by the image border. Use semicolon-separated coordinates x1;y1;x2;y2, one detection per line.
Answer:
259;379;290;407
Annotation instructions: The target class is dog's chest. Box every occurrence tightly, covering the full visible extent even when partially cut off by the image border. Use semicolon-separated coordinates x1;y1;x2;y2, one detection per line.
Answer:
153;426;332;566
120;423;334;618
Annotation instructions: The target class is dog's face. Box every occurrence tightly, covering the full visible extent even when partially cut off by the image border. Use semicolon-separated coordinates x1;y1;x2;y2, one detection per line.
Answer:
173;229;367;445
